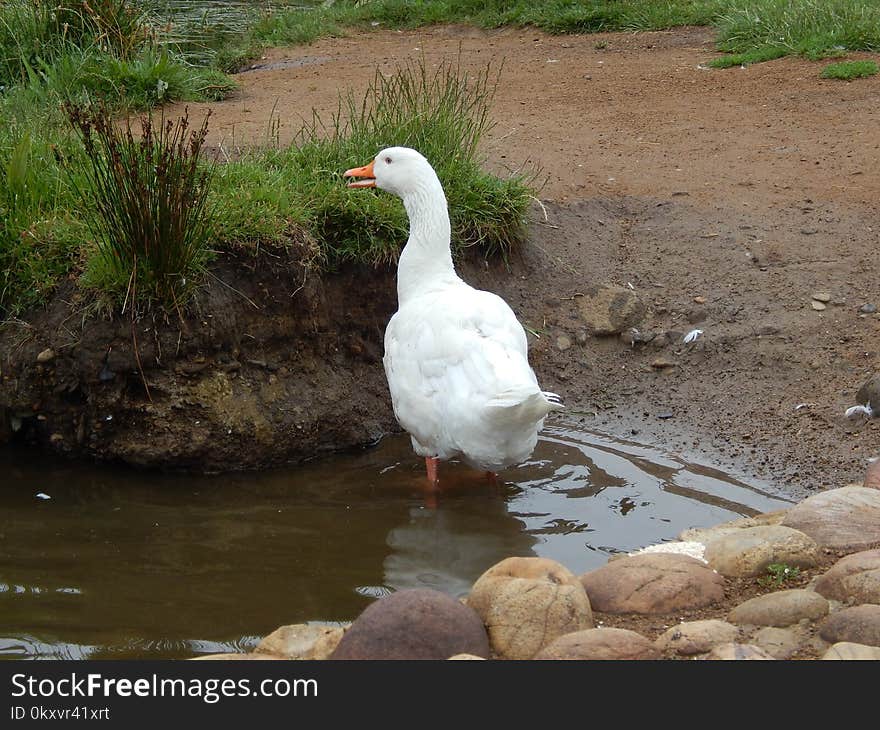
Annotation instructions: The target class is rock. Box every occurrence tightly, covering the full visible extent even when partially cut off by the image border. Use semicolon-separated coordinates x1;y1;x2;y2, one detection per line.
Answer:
651;357;676;369
856;374;880;412
678;510;788;542
702;643;775;660
814;549;880;604
751;626;807;659
555;334;572;351
36;348;56;363
811;291;832;303
818;604;880;647
577;283;646;336
329;588;489;660
727;589;829;627
535;628;661;660
655;620;740;656
467;557;592;659
865;460;880;489
811;300;826;311
447;653;486;660
256;623;347;660
702;525;819;577
781;486;880;551
859;303;877;314
189;653;283;660
693;296;707;305
822;642;880;660
579;553;725;614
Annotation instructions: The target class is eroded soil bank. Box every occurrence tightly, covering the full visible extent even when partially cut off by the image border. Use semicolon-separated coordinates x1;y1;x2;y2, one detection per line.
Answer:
2;25;878;495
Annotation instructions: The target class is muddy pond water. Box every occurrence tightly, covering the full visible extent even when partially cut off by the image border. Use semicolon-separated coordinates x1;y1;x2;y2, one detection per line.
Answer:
0;420;790;660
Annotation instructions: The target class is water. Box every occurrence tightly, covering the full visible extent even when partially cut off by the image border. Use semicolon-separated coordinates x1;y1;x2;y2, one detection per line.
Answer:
0;421;790;660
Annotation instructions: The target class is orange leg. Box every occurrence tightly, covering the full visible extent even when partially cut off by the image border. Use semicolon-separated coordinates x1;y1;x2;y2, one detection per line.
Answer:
425;456;440;484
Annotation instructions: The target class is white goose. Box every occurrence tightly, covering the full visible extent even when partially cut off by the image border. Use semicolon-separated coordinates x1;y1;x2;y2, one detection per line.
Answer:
344;147;562;484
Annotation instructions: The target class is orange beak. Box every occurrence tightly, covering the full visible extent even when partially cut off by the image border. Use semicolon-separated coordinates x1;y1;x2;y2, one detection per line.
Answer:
343;160;376;188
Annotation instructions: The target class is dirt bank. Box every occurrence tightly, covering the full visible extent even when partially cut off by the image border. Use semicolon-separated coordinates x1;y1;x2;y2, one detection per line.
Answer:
2;25;878;495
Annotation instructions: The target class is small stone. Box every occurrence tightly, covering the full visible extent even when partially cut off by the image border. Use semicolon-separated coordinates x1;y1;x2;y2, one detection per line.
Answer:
819;604;880;647
256;623;347;660
535;628;660;660
189;653;282;660
811;291;832;303
822;642;880;660
577;283;647;336
811;300;826;311
655;620;740;656
727;589;828;627
859;303;877;314
751;626;807;659
36;348;56;363
575;330;589;346
856;374;880;412
701;643;775;660
447;653;486;660
556;335;572;351
651;357;676;369
693;296;707;304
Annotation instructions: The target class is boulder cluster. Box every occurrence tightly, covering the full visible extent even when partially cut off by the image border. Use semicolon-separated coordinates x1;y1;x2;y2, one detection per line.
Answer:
195;481;880;661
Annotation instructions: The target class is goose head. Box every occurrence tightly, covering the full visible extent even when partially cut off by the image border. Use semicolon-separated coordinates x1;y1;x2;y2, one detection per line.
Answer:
344;146;439;199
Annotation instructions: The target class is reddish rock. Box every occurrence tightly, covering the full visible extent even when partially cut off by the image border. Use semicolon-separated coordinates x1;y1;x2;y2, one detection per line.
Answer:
814;549;880;604
329;589;489;660
579;553;724;614
819;604;880;648
535;628;660;660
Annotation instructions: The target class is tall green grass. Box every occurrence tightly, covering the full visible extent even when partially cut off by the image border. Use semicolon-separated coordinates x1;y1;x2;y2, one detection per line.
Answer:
716;0;880;60
213;58;532;266
64;105;215;309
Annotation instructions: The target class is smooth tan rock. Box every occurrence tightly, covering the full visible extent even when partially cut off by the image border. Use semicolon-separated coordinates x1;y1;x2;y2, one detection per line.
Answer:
655;620;740;656
702;643;775;660
330;588;489;660
781;486;880;550
728;589;829;627
703;525;819;577
579;553;724;614
678;510;788;543
818;604;880;647
822;642;880;660
256;623;347;660
751;626;807;659
36;348;56;363
447;653;486;660
535;628;661;660
814;549;880;604
189;653;283;660
467;557;592;660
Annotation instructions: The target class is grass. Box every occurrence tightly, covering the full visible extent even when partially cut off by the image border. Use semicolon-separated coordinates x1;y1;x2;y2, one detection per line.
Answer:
212;57;532;266
2;0;879;316
820;59;878;79
64;105;215;310
757;563;802;588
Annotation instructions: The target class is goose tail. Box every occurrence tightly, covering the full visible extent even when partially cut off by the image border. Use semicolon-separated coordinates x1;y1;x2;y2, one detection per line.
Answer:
485;387;564;425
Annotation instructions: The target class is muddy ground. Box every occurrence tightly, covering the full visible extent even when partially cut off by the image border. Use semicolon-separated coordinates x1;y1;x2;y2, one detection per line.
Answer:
2;25;879;499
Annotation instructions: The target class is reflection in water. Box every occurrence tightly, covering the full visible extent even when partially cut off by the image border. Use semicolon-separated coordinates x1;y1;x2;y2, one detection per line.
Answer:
0;421;791;660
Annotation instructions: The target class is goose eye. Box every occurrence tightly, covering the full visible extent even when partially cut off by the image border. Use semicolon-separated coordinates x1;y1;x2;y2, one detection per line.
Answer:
384;156;392;164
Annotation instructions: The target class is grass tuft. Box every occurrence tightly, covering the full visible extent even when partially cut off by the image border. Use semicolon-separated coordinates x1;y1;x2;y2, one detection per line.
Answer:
63;104;216;309
820;59;878;79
